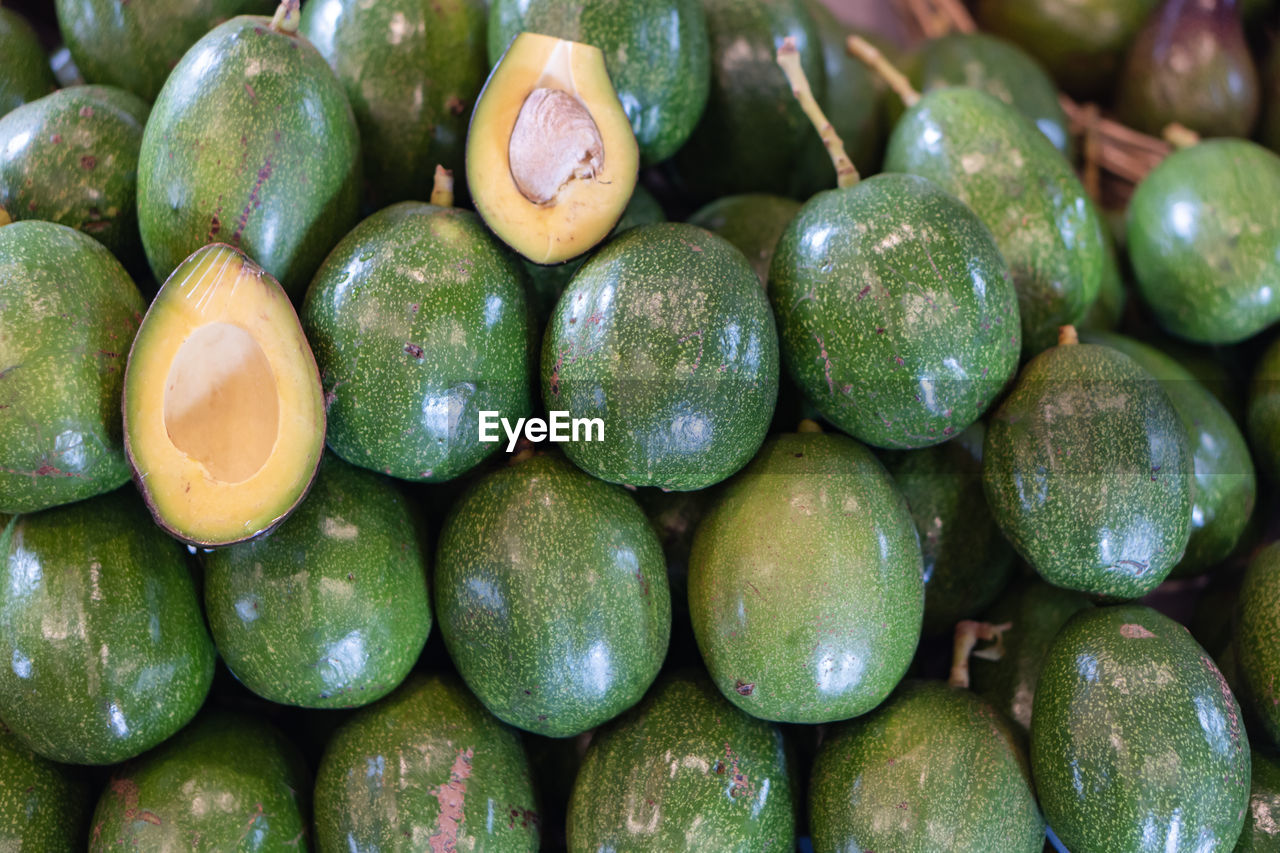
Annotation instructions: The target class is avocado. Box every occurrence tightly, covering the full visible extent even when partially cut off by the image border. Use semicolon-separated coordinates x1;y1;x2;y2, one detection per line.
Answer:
1031;604;1250;852
435;453;670;737
983;330;1193;598
566;670;794;851
0;724;90;851
542;222;778;491
1264;47;1280;154
810;681;1044;853
137;7;361;298
0;8;57;117
124;243;326;547
88;711;310;851
203;454;431;709
487;0;709;166
0;86;149;266
302;199;532;484
687;193;800;288
1235;542;1280;746
300;0;488;207
1249;336;1280;483
0;221;144;514
1238;748;1280;852
314;673;540;852
688;431;923;723
1127;139;1280;344
0;490;215;765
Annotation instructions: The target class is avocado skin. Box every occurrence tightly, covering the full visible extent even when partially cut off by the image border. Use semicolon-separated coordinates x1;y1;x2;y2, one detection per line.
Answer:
1249;336;1280;484
435;453;670;737
810;681;1044;853
314;673;540;853
0;222;145;514
689;431;923;723
566;670;794;852
0;9;56;117
1031;605;1250;853
203;454;431;709
1237;748;1280;852
983;341;1193;599
0;723;90;851
0;491;215;765
688;193;800;288
88;711;310;851
1235;543;1280;747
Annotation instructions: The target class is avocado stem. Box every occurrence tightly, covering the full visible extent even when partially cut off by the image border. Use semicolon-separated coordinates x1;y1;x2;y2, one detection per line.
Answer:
431;165;455;208
776;38;859;189
847;36;920;108
269;0;301;35
1057;325;1079;346
1162;122;1201;150
948;620;1012;688
796;418;824;433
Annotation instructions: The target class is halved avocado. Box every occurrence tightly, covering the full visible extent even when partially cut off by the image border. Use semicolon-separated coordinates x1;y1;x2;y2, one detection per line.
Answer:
123;243;325;546
466;31;638;264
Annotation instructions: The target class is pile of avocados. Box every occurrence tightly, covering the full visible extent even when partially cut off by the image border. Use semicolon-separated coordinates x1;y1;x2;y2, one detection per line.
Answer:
3;0;1280;850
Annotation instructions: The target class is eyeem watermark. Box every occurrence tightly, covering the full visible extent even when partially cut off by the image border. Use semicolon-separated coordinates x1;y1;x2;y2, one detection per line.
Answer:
479;411;604;452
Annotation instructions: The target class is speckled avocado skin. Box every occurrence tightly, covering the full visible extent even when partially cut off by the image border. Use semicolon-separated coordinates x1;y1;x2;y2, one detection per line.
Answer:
1235;543;1280;747
303;202;532;483
88;711;311;851
810;681;1044;853
1031;605;1250;853
886;88;1105;355
983;340;1193;598
1128;140;1280;345
1250;336;1280;483
0;9;56;117
203;454;431;709
435;453;670;737
769;173;1021;449
314;673;540;853
0;222;144;514
0;491;215;765
542;222;778;491
0;723;90;851
566;670;794;852
137;14;361;298
1238;748;1280;852
688;193;800;287
688;431;923;723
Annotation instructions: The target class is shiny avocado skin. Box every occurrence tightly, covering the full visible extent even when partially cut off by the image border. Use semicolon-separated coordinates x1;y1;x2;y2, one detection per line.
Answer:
0;491;215;765
809;681;1044;853
1031;605;1250;853
1251;336;1280;483
0;9;56;117
1238;748;1280;852
566;670;794;852
688;193;800;288
203;453;432;709
434;453;670;737
0;723;90;851
1235;543;1280;746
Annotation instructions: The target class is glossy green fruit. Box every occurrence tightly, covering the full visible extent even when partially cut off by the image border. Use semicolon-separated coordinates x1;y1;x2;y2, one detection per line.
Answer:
688;193;799;289
886;88;1105;355
689;431;923;723
0;491;215;764
303;201;532;483
0;221;144;514
1031;605;1250;852
88;711;310;851
810;681;1044;853
542;222;778;491
1236;543;1280;746
0;723;90;851
435;453;670;737
301;0;488;207
566;670;793;851
138;12;361;298
0;9;56;117
1249;336;1280;483
314;673;540;852
769;173;1021;449
1128;139;1280;344
1238;748;1280;852
983;335;1193;598
203;454;430;709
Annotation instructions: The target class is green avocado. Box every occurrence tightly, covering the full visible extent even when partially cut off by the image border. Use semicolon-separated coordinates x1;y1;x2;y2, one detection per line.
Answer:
0;86;149;265
809;681;1044;853
1235;543;1280;746
0;491;215;765
303;201;532;483
566;670;794;851
1031;604;1250;852
203;454;431;709
542;222;778;491
88;711;310;851
769;173;1021;449
435;453;670;737
300;0;488;207
1238;748;1280;852
1249;336;1280;483
314;673;540;852
983;333;1193;598
0;221;144;514
0;9;57;118
687;193;800;288
0;723;90;851
1127;139;1280;344
688;431;923;723
137;11;361;298
885;88;1106;355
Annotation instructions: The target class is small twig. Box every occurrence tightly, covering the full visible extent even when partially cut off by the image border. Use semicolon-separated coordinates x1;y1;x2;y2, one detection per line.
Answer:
1163;122;1201;150
1058;325;1079;346
847;35;920;108
949;620;1013;689
905;0;951;38
776;37;858;188
269;0;301;34
933;0;976;32
1080;103;1102;202
430;165;455;208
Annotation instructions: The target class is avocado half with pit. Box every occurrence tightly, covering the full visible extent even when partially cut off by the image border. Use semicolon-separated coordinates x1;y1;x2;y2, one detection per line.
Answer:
467;31;638;264
123;243;325;546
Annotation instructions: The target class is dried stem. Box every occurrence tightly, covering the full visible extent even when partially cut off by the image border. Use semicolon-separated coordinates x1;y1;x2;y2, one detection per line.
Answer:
776;37;858;188
949;620;1013;688
431;165;455;208
1163;122;1201;150
899;0;976;38
1081;103;1102;202
847;35;920;108
1058;325;1079;346
0;208;10;228
270;0;301;34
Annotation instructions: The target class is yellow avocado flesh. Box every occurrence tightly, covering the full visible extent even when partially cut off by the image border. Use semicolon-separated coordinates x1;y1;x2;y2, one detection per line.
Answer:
124;244;325;546
467;32;638;264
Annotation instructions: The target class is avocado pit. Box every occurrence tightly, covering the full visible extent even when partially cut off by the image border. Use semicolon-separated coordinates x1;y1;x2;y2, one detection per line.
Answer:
509;88;605;206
